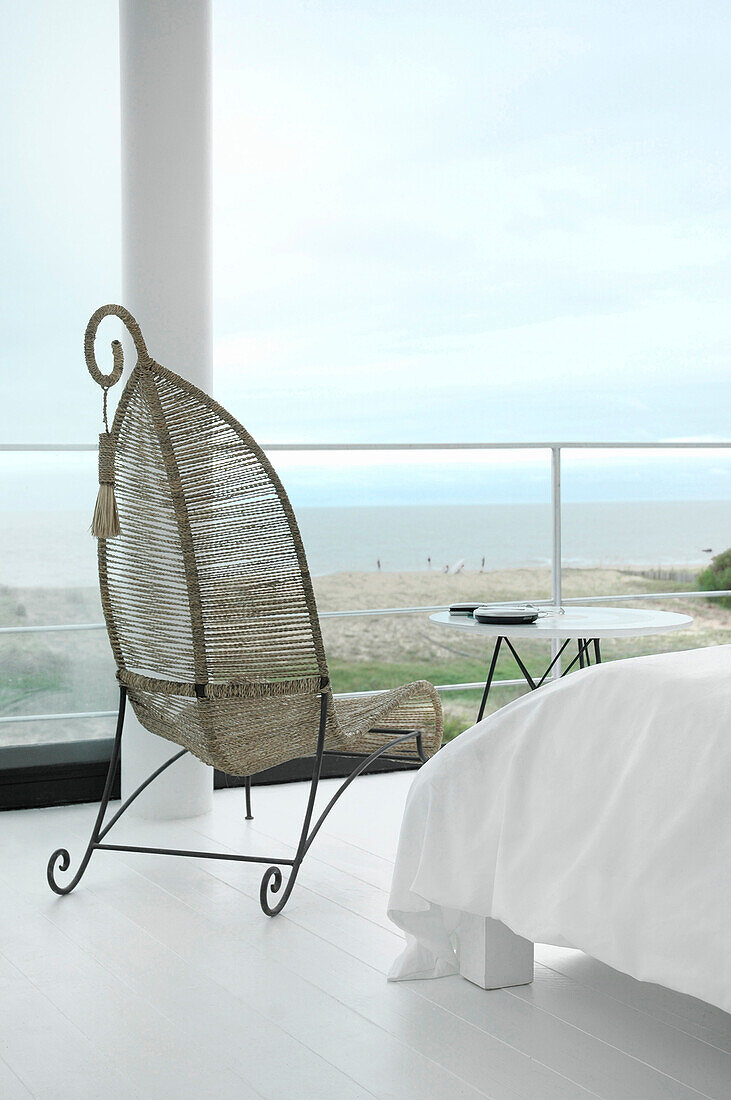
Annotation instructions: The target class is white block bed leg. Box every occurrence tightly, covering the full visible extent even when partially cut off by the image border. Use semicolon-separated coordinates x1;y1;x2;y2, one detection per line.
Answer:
457;915;534;989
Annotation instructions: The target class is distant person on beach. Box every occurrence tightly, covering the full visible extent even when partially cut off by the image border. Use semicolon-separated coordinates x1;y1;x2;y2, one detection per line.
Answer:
377;558;381;571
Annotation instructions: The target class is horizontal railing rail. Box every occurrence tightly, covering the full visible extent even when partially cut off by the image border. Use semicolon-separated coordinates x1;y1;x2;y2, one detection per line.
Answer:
3;441;731;450
1;440;729;729
2;590;730;638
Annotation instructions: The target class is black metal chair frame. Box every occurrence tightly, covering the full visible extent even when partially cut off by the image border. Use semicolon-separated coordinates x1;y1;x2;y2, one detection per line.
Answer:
47;684;427;915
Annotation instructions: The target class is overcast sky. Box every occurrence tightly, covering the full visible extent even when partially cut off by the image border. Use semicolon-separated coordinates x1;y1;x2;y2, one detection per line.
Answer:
2;0;730;446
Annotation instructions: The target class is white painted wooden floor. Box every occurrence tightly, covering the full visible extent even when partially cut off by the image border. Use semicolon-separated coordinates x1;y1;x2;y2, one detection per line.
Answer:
0;771;729;1099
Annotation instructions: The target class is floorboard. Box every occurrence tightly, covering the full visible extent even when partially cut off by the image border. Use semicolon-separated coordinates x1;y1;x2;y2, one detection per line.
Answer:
535;945;731;1053
0;772;728;1099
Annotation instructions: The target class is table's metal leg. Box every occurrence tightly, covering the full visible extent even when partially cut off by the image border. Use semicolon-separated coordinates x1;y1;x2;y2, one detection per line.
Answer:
477;635;602;725
536;638;572;687
477;636;503;723
504;638;537;690
561;638;593;676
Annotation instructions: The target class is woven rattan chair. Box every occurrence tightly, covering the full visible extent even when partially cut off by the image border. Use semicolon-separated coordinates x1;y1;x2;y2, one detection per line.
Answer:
48;304;443;913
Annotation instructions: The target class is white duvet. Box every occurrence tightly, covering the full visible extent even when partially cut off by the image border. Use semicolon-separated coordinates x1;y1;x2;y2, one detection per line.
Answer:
388;645;731;1013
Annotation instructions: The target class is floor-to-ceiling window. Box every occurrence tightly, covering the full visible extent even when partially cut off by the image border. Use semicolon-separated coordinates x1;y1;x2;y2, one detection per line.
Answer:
2;1;729;805
1;1;120;800
212;1;731;736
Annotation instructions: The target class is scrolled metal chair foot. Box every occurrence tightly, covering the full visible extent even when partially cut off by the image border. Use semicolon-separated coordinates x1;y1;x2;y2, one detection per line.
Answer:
46;687;126;898
259;863;302;916
47;846;90;895
258;720;427;917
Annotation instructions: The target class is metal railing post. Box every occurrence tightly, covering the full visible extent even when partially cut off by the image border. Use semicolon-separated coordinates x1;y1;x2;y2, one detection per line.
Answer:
551;446;562;678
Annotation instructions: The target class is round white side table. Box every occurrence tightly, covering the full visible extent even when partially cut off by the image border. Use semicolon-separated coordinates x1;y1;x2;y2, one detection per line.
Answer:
429;606;693;721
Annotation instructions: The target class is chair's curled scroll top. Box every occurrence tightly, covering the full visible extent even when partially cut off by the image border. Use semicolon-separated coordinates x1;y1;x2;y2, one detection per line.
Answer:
85;304;150;539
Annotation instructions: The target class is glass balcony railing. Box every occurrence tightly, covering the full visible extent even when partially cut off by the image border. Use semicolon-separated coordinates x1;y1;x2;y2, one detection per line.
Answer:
1;441;730;752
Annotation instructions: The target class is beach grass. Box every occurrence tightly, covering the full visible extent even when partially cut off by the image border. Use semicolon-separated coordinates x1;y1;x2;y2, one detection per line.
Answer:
318;566;731;740
2;567;730;748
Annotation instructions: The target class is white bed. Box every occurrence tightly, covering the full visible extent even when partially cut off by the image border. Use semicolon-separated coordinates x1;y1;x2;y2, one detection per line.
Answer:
388;645;731;1013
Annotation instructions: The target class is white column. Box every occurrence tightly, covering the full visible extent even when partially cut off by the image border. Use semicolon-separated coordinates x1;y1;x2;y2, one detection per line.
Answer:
118;0;213;818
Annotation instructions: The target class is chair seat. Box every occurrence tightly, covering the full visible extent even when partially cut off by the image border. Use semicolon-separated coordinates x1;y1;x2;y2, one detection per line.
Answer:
126;677;442;777
327;679;443;760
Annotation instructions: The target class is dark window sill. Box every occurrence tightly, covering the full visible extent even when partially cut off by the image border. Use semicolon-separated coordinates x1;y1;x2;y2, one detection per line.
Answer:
0;746;121;811
0;739;417;811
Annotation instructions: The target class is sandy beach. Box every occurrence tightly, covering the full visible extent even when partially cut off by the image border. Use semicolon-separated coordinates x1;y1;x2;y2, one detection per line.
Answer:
314;568;729;737
2;567;729;747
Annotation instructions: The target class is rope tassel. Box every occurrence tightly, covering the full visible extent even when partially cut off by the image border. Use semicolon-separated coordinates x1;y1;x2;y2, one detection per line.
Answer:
84;305;151;539
92;431;121;538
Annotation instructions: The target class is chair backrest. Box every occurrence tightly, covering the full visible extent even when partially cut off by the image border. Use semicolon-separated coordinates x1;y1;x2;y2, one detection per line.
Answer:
87;305;329;703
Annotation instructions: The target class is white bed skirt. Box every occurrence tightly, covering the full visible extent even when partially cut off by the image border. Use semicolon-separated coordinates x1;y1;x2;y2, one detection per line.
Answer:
388;645;731;1013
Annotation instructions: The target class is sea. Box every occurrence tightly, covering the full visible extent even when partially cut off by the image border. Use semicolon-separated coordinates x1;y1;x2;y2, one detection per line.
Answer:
1;451;730;586
1;500;730;588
